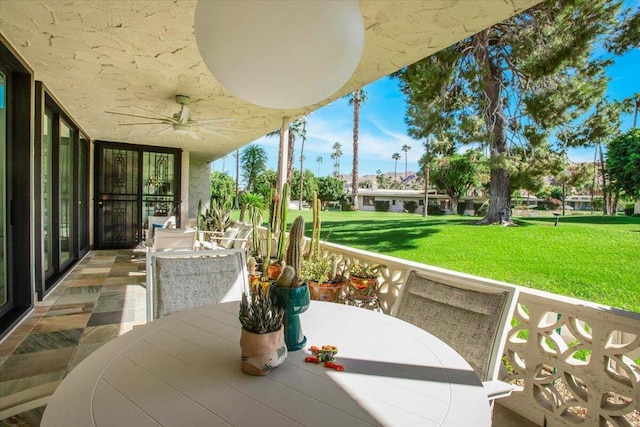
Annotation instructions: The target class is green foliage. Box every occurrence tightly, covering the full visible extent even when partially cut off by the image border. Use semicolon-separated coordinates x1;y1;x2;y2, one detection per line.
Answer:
425;151;485;214
403;201;418;213
394;0;633;223
340;201;353;211
316;176;345;204
201;196;232;231
253;169;277;202
241;144;268;192
301;256;337;284
427;205;445;216
210;171;235;203
374;201;390;212
350;263;384;279
291;169;318;203
549;186;563;201
239;291;284;334
606;129;640;198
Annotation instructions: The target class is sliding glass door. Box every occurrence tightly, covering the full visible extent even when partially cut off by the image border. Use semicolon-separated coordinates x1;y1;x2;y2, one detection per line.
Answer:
0;70;7;315
59;121;74;269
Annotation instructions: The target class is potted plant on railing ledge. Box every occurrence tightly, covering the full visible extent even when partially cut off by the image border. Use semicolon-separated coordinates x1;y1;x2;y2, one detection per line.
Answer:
301;256;347;303
349;263;384;297
301;191;348;303
238;289;287;376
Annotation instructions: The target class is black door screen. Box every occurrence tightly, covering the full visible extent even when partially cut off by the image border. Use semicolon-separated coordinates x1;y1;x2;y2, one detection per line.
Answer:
95;141;182;249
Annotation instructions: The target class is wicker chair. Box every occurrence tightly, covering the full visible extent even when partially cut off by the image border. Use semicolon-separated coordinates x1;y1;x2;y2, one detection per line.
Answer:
391;269;519;404
146;249;247;321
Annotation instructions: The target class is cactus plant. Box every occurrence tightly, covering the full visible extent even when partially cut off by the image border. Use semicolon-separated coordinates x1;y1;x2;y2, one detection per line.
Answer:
239;290;284;334
263;223;271;275
247;256;257;275
275;265;297;288
286;216;305;283
276;182;289;263
308;191;322;260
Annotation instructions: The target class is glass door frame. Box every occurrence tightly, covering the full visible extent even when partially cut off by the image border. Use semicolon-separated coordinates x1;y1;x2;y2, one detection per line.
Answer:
34;82;90;298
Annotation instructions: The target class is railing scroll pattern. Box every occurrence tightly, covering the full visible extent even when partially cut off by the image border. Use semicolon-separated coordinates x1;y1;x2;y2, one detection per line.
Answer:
502;290;640;426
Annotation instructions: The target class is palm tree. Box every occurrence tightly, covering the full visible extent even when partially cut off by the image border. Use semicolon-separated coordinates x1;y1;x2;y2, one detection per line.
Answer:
331;142;343;177
346;89;367;211
267;117;306;187
298;118;307;210
401;144;411;186
392;152;401;181
316;156;323;176
241;144;267;192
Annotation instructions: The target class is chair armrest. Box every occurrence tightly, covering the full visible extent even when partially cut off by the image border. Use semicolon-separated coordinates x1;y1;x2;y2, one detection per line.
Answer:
482;380;513;401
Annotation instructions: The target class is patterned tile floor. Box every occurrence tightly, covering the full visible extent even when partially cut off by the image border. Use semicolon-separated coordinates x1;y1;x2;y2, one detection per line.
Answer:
0;249;147;426
0;249;533;426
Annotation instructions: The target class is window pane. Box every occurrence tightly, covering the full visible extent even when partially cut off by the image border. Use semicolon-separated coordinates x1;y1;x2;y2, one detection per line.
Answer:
43;112;54;271
59;121;74;264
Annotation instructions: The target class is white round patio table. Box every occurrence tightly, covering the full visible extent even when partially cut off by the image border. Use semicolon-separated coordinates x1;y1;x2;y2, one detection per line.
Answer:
42;301;491;427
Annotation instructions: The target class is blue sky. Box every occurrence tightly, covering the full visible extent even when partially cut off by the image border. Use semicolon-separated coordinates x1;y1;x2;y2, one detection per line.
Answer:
215;15;640;178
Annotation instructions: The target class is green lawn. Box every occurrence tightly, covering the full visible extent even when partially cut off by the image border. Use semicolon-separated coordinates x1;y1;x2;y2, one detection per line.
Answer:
268;210;640;313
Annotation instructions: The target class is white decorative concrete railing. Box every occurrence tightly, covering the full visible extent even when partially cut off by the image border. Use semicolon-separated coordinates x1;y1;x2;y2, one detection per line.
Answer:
260;228;639;426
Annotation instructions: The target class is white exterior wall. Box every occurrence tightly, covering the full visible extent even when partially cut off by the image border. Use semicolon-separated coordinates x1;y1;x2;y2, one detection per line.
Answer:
357;195;422;213
187;153;211;222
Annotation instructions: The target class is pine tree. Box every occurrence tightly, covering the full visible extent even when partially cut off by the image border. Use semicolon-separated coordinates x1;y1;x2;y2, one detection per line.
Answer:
395;0;635;224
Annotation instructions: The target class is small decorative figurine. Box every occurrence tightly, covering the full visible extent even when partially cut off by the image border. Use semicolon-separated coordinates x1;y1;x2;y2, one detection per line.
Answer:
304;345;344;371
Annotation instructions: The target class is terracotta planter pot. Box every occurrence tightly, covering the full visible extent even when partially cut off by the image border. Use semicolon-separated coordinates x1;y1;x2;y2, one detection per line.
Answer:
240;326;287;376
349;275;378;297
267;264;282;280
309;280;346;303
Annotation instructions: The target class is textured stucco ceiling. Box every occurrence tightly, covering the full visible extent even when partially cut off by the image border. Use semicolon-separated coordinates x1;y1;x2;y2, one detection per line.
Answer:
0;0;540;160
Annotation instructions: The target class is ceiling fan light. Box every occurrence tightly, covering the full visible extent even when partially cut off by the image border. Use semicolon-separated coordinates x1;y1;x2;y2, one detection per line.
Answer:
194;0;364;110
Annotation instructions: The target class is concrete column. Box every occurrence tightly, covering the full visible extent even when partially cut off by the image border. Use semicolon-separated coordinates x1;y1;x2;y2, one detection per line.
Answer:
275;117;289;196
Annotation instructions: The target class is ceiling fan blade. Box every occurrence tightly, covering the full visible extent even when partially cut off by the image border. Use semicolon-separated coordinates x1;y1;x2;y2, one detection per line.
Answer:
131;105;177;122
180;105;191;124
189;131;201;140
157;126;173;135
105;111;165;121
119;122;165;126
191;118;235;124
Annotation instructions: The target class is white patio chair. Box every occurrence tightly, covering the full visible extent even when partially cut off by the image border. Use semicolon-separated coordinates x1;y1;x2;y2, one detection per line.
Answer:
144;215;176;246
152;228;197;251
390;269;519;405
146;249;248;321
198;222;252;251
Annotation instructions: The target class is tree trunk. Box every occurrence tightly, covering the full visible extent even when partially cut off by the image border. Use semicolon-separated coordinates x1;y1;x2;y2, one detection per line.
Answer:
449;197;458;216
352;91;360;211
474;30;512;225
598;143;612;215
299;135;305;210
286;132;295;187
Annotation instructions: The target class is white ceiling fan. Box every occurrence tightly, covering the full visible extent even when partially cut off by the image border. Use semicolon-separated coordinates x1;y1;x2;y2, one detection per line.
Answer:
106;95;236;140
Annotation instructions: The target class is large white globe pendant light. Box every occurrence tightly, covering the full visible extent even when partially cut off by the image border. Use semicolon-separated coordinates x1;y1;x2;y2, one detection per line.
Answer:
194;1;364;110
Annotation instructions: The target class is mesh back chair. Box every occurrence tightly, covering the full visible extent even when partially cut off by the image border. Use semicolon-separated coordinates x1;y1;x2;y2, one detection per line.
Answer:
391;269;519;403
146;249;248;321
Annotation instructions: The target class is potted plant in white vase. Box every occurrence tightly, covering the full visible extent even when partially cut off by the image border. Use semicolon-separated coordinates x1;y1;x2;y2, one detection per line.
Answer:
238;289;287;376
